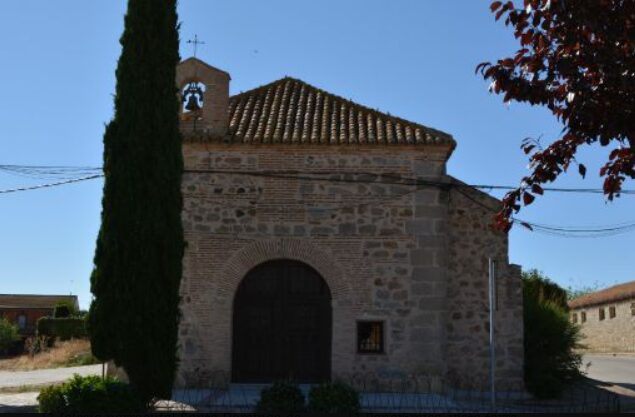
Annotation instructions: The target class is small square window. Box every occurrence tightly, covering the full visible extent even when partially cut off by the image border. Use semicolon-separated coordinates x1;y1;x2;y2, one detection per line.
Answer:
609;306;616;319
581;311;586;323
599;308;605;321
357;321;384;354
571;313;578;323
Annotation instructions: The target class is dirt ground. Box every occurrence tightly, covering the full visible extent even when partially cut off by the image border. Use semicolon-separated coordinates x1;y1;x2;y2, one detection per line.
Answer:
0;338;96;371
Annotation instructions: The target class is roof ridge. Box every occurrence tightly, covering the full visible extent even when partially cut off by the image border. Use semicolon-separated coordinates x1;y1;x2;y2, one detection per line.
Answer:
568;279;635;308
230;77;454;141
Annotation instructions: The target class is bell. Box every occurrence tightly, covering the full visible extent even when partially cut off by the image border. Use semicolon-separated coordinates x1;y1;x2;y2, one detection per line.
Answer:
185;94;201;112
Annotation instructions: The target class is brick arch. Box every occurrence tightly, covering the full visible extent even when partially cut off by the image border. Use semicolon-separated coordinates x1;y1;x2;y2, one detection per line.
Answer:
217;239;352;303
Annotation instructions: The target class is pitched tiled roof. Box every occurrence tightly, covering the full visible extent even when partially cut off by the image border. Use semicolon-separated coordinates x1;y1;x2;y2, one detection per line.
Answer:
568;280;635;309
226;77;455;147
0;294;78;310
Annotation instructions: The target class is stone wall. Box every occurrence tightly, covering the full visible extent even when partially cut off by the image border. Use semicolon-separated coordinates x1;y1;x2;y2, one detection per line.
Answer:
571;299;635;353
446;184;524;386
176;141;523;388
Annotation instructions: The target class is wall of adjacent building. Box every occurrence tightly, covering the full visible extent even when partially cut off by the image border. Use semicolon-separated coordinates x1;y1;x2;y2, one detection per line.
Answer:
571;298;635;353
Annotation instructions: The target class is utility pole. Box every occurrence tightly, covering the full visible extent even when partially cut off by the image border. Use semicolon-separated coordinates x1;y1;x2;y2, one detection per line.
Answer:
488;257;497;411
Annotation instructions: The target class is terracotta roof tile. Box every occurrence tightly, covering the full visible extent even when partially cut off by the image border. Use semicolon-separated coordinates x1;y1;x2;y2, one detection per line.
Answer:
226;77;455;147
568;280;635;309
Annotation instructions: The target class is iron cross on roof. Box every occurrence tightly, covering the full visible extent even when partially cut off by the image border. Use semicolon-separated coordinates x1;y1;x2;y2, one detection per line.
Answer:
187;34;205;58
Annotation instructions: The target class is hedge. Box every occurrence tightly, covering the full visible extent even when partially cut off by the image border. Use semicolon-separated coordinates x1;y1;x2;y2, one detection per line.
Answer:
38;374;146;413
256;381;305;413
308;381;360;413
37;317;87;340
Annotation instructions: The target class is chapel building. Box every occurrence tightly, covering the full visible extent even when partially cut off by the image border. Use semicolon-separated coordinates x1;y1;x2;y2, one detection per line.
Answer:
175;58;524;387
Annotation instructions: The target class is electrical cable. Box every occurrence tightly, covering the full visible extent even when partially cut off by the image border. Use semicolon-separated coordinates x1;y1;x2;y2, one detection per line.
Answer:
1;164;634;237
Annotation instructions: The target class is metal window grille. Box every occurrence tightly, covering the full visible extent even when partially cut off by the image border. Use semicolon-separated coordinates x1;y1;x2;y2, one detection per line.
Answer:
599;308;605;321
357;321;384;354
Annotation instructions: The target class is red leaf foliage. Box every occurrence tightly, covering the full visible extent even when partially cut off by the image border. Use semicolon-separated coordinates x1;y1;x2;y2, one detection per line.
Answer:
531;184;544;195
523;192;535;206
479;0;635;231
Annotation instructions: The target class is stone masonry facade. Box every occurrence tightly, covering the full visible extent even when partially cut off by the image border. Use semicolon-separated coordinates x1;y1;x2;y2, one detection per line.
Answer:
570;297;635;353
176;142;524;387
173;58;524;388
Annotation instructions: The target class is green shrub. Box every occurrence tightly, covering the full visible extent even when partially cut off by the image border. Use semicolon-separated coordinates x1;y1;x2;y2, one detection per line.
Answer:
53;301;78;318
0;318;20;353
37;374;146;413
53;306;70;318
308;381;360;413
524;296;583;399
38;384;66;413
522;269;569;310
66;351;101;367
37;317;87;340
256;381;305;413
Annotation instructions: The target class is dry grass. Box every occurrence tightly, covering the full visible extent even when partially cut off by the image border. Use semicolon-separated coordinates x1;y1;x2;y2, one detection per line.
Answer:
0;338;97;371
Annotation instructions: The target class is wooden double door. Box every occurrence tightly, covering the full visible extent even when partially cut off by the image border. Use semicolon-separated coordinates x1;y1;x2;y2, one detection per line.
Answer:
232;260;332;383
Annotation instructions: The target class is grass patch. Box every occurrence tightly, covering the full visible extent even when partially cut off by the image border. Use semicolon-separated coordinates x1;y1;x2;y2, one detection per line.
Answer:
0;383;61;394
0;338;99;371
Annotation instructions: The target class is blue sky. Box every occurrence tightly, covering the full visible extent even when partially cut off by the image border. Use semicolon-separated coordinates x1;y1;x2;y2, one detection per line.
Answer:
0;1;632;309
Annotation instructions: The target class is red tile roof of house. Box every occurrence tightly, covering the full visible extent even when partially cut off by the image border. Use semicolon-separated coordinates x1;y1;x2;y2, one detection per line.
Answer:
225;77;456;147
568;280;635;309
0;294;78;310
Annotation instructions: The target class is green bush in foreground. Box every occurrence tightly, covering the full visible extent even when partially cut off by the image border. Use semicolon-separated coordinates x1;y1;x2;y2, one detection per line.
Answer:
522;270;583;399
308;381;360;413
524;297;583;399
256;381;305;413
38;374;146;413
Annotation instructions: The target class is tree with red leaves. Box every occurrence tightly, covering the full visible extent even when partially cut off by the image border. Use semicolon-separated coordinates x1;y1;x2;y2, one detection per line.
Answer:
477;0;635;232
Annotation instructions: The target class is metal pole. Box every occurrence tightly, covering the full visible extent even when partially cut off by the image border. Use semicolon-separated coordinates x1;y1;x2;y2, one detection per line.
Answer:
488;257;496;411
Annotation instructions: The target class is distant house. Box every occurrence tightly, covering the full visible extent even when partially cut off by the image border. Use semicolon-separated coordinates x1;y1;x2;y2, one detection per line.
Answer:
568;281;635;353
0;294;79;336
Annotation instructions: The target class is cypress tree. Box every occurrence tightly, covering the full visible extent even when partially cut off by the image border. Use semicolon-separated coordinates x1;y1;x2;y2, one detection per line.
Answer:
89;0;183;401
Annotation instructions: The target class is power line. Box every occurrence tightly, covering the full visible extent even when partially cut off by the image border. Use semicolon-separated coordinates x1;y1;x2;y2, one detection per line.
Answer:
0;174;103;194
451;186;635;237
1;165;634;237
1;164;635;195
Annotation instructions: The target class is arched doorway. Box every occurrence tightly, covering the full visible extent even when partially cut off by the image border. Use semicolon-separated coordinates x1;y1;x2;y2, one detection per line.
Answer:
232;259;332;382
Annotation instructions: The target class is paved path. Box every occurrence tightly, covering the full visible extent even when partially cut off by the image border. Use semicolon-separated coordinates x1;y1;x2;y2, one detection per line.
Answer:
0;392;39;413
0;364;102;389
583;354;635;387
583;354;635;411
0;364;102;412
